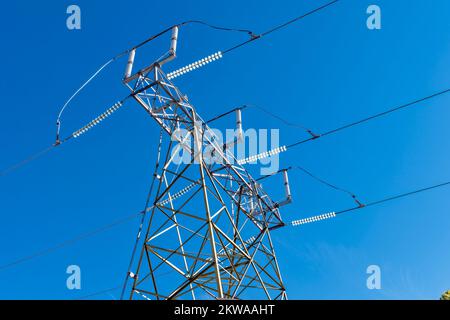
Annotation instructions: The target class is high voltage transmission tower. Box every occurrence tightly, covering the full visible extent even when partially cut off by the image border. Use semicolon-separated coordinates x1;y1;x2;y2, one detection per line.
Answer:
121;27;291;300
3;1;450;301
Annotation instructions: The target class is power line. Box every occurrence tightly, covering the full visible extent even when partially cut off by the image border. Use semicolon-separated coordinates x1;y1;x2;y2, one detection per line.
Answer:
1;98;127;177
292;166;363;206
131;20;255;54
0;131;161;272
163;1;340;82
205;104;318;138
180;20;255;37
260;0;340;37
0;212;141;272
78;269;176;300
336;181;450;215
233;86;450;166
223;0;340;54
293;166;354;196
286;87;450;149
245;104;318;138
205;106;245;124
206;85;450;166
169;1;340;79
75;285;122;300
55;58;118;143
257;166;362;206
0;145;55;177
291;180;450;226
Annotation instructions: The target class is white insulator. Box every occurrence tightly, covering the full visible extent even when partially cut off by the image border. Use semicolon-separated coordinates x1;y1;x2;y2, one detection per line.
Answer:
165;51;223;80
170;26;179;54
159;26;179;67
124;49;136;79
283;170;292;201
72;101;125;138
134;290;151;301
236;109;243;141
158;182;197;206
238;145;288;165
291;212;336;227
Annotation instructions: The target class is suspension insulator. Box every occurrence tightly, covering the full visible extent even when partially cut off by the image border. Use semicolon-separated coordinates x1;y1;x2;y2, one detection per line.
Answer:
291;212;336;227
166;51;223;80
237;145;288;165
73;101;124;138
157;182;197;206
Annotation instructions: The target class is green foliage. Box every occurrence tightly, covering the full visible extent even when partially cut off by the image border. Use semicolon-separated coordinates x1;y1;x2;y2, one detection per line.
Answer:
441;290;450;300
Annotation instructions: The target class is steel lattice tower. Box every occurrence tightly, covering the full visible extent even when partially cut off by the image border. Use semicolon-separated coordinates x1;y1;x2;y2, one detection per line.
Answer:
122;27;289;300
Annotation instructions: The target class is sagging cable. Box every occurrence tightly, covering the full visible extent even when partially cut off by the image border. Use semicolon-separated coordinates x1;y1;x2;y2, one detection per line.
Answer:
292;166;364;208
72;101;125;139
291;212;336;227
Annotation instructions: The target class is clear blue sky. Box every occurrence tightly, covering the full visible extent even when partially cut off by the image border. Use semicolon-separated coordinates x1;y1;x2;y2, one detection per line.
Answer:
1;0;450;300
